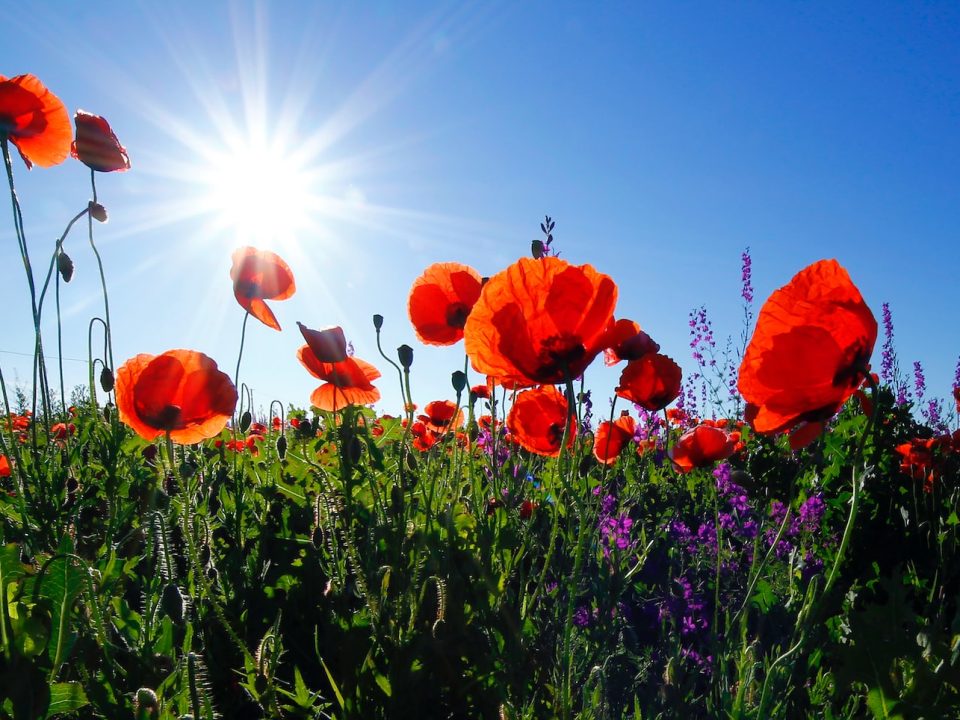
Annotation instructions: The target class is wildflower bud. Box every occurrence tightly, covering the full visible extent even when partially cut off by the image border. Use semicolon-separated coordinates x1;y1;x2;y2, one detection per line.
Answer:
100;367;114;392
451;370;466;394
160;583;185;624
88;201;108;223
397;344;414;370
57;250;75;282
276;434;287;459
373;314;384;331
531;239;544;259
239;411;252;432
134;688;159;719
102;405;111;422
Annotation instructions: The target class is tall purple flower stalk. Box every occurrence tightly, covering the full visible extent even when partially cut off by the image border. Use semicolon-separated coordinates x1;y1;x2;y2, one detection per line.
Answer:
740;247;754;305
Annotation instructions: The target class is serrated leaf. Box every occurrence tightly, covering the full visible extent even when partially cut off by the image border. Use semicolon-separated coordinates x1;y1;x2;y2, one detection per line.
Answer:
38;557;86;676
43;682;88;718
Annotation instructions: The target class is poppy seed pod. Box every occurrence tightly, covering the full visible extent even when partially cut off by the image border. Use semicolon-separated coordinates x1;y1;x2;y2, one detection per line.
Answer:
373;314;384;331
451;370;467;393
57;249;74;282
88;201;108;223
397;344;414;370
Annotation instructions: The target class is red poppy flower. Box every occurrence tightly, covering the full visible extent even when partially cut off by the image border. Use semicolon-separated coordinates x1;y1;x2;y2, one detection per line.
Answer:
669;424;736;473
408;262;483;345
230;247;296;331
0;74;71;168
593;411;636;465
0;454;10;478
297;322;348;363
738;259;877;435
464;257;617;385
616;353;683;411
507;385;576;457
470;384;491;401
115;350;238;444
297;331;381;412
604;319;660;366
418;400;464;434
71;110;130;172
411;421;440;451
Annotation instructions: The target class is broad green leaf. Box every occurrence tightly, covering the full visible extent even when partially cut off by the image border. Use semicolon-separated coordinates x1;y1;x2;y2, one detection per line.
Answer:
43;682;89;718
38;557;86;676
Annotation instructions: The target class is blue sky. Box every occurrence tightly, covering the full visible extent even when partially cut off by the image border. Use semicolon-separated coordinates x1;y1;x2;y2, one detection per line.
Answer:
1;1;958;418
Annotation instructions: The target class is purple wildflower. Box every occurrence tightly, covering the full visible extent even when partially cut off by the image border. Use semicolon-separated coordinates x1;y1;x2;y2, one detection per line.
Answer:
914;361;926;402
740;247;754;304
573;605;591;628
880;303;895;386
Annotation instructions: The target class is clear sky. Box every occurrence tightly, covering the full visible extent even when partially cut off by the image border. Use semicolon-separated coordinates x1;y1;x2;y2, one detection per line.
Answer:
1;1;958;419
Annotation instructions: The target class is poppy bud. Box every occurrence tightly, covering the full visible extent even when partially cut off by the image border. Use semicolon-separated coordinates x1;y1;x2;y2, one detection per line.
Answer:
451;370;466;394
531;239;545;259
160;583;185;624
276;434;287;459
134;688;159;719
373;314;384;331
102;405;111;422
239;411;252;432
88;201;108;223
100;367;114;392
57;249;74;282
397;344;414;370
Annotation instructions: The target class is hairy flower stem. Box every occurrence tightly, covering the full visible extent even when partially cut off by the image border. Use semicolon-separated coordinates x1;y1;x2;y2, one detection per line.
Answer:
87;171;115;374
2;137;51;424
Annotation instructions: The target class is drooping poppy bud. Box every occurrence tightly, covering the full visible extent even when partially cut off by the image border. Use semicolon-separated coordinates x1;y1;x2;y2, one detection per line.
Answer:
239;411;252;432
99;366;114;392
57;249;74;282
88;201;108;223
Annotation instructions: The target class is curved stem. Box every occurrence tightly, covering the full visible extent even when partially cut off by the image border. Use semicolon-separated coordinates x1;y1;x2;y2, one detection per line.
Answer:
87;170;114;373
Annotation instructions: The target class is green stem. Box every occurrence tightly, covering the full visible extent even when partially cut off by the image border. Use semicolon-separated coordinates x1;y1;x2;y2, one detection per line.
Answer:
87;170;114;373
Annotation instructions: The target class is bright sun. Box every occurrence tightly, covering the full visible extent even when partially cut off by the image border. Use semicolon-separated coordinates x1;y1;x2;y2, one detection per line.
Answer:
200;137;315;248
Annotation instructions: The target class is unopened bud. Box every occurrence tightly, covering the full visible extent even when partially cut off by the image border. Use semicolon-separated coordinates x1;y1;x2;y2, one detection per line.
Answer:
451;370;466;394
531;239;545;259
57;250;75;282
100;367;114;392
134;688;159;719
373;314;384;331
397;344;414;370
88;201;108;223
276;434;287;459
239;411;252;432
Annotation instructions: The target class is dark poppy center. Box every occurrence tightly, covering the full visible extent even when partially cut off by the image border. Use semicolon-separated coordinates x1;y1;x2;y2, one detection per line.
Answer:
547;422;565;449
832;343;871;390
144;404;183;431
445;302;471;329
234;278;261;300
539;334;586;375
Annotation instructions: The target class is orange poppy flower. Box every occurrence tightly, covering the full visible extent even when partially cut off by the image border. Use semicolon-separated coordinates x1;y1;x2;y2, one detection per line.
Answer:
230;247;296;331
603;319;660;366
616;353;683;411
470;384;491;401
297;330;381;412
115;350;238;444
71;110;130;172
464;257;617;385
593;411;636;465
0;454;10;478
408;262;483;345
506;385;576;457
418;400;464;433
669;424;736;473
738;259;877;435
0;74;71;168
